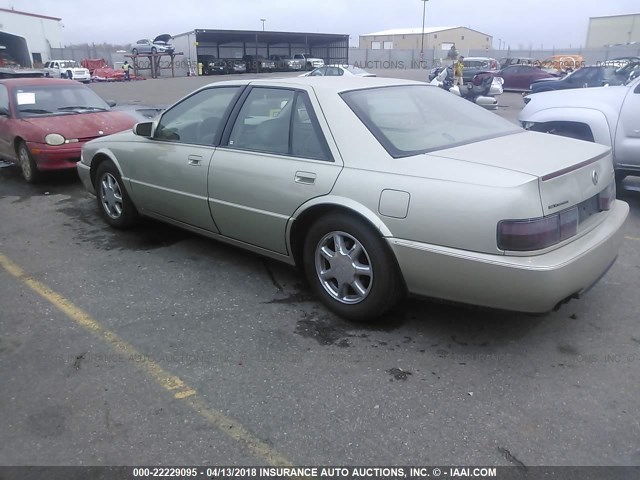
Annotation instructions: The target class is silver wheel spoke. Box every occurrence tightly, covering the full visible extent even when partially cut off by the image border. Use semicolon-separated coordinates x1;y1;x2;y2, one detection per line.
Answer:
353;262;372;276
333;234;347;255
337;282;349;299
320;246;334;261
348;242;362;260
320;269;334;281
351;279;368;297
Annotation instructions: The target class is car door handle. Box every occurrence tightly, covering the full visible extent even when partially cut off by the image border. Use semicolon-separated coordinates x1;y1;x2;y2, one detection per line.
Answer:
295;171;316;185
188;154;203;166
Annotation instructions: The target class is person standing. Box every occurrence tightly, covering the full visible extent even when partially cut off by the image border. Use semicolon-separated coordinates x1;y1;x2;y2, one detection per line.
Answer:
122;61;132;81
453;56;464;87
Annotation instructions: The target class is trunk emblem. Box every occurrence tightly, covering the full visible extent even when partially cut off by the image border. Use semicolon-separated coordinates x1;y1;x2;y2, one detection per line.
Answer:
592;170;599;186
98;130;104;135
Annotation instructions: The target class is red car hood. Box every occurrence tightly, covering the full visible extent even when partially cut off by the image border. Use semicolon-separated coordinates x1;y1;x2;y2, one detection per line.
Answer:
22;111;136;141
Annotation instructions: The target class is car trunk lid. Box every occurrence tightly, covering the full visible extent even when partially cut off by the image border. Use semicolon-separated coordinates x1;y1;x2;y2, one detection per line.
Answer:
429;131;615;215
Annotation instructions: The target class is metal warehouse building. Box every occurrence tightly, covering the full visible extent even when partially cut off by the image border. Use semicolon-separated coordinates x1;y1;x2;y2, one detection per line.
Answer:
586;13;640;48
172;29;349;75
0;7;64;67
359;27;493;52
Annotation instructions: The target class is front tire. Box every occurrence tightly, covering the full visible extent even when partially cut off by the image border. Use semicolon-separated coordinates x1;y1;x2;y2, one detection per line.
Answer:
132;48;138;55
95;161;139;229
303;213;403;322
17;141;40;183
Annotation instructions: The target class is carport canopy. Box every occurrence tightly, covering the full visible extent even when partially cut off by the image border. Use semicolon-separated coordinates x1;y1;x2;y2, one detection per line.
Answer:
194;29;349;64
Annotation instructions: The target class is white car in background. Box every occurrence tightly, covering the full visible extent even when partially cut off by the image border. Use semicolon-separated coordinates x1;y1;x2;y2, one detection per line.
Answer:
293;53;324;70
519;75;640;183
43;60;91;83
301;65;376;77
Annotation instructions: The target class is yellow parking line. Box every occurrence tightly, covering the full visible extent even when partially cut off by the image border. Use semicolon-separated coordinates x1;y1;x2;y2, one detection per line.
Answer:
0;252;292;467
625;235;640;241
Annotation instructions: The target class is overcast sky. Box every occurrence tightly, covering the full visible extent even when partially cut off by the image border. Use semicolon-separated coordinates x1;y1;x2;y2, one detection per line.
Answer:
3;0;638;48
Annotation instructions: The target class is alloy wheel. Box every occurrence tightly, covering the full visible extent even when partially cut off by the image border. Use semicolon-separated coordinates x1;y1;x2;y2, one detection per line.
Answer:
315;231;373;305
99;173;123;219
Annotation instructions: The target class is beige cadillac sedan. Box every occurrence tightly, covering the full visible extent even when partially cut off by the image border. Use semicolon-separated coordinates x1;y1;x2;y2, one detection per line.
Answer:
78;77;629;322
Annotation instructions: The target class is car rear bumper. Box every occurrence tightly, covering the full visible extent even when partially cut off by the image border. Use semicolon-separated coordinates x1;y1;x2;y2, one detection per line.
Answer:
27;142;83;171
388;200;629;313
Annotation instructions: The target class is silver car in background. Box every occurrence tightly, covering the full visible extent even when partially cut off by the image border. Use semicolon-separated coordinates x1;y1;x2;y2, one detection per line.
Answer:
77;77;628;322
131;34;174;55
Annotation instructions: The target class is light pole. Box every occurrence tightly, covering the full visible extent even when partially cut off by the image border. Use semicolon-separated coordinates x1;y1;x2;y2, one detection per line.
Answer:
420;0;429;61
260;19;266;31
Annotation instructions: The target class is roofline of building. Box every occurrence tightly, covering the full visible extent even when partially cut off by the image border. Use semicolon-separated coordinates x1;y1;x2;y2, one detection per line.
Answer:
0;7;61;21
173;29;349;39
588;12;640;19
195;28;349;37
361;26;492;38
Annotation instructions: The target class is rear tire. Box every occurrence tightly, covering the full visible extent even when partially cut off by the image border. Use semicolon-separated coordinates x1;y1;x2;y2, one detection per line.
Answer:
95;161;139;229
17;141;40;183
303;213;404;322
132;48;138;55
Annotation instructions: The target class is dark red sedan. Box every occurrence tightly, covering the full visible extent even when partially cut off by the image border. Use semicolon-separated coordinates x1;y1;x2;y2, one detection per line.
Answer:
0;78;136;182
497;65;559;92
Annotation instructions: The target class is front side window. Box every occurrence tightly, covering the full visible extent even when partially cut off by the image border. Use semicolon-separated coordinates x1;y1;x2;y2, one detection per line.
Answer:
155;87;240;145
341;85;520;158
228;87;331;161
228;88;295;155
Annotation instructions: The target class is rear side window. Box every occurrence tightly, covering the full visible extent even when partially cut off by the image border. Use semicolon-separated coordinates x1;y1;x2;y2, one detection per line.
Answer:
228;87;332;161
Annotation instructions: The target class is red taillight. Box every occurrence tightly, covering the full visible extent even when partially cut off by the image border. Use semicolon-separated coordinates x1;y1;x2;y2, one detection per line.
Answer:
498;207;578;252
598;181;616;211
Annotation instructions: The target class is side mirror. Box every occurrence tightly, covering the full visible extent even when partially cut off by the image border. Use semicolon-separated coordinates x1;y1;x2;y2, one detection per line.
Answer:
133;121;154;137
106;100;117;107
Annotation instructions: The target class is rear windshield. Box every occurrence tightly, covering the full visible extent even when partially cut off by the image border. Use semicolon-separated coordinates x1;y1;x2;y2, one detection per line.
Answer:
341;85;520;158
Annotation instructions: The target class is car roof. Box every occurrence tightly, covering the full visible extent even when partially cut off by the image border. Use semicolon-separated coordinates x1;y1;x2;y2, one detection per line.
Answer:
203;76;422;94
0;78;82;87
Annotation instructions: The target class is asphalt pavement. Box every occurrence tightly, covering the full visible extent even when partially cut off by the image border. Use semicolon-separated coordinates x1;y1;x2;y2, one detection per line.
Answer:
0;70;639;467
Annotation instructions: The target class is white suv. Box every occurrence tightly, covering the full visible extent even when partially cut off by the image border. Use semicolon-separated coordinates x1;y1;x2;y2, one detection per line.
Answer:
44;60;91;83
293;54;325;71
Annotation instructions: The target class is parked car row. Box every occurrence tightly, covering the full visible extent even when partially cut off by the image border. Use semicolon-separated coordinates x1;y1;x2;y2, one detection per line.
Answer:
197;53;326;75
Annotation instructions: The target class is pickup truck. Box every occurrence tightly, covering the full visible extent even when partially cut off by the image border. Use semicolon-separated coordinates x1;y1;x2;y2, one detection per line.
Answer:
292;53;324;71
519;75;640;183
44;60;91;83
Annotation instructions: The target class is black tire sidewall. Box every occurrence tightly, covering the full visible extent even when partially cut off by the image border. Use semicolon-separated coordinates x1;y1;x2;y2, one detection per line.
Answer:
95;161;138;229
17;142;39;183
303;213;402;321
